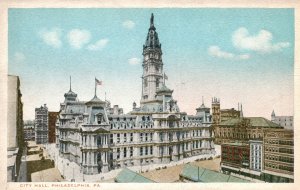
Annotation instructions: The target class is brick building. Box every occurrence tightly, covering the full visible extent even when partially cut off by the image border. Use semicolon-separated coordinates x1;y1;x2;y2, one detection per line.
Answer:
48;112;59;143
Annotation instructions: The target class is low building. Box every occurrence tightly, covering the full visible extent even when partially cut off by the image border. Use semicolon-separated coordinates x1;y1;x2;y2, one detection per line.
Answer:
263;128;293;182
221;143;250;176
35;104;48;144
180;164;249;182
48;112;59;143
31;168;64;182
115;168;155;183
24;120;35;141
271;110;293;130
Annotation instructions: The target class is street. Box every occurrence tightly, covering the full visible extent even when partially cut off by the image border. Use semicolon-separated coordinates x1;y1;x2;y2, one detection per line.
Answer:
17;146;27;182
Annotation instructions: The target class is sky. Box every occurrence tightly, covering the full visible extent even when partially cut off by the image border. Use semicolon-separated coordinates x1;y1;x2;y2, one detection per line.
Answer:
8;8;294;120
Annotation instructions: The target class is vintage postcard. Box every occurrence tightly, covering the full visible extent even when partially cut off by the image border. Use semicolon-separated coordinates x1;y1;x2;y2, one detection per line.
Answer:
0;0;299;190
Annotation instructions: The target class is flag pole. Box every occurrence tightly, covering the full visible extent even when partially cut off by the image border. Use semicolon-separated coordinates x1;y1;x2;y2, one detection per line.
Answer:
94;77;97;97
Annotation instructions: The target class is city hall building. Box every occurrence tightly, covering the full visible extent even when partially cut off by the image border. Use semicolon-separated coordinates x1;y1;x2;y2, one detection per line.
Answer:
56;14;215;175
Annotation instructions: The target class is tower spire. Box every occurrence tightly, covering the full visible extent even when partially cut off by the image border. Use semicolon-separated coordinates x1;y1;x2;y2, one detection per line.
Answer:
150;13;154;27
69;76;72;91
202;96;204;105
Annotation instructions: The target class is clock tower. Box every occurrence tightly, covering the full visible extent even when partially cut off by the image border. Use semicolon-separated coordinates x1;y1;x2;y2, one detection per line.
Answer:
141;13;164;105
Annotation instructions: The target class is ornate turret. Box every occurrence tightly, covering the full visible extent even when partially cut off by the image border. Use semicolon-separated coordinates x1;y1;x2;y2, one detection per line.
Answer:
271;110;275;121
64;76;77;102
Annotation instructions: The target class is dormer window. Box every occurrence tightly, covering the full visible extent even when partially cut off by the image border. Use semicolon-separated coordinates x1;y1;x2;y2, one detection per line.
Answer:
96;113;104;124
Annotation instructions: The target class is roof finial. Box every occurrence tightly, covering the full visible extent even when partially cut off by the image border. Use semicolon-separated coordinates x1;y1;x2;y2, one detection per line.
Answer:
202;96;204;105
69;76;72;91
150;13;154;26
240;103;244;117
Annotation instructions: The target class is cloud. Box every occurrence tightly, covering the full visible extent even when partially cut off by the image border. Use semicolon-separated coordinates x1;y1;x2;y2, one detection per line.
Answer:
87;39;109;51
13;52;26;63
128;57;141;65
67;29;91;49
122;20;135;29
232;27;290;54
38;28;62;48
208;46;250;60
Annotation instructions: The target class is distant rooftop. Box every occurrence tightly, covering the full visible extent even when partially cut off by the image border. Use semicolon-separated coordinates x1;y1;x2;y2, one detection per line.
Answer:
219;117;282;128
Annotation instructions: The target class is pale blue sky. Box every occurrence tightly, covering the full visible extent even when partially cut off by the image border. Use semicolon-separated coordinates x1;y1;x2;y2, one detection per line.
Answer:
8;8;294;120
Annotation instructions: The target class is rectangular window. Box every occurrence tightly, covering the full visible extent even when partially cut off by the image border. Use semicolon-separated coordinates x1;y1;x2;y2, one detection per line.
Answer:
130;133;133;142
117;148;120;159
124;133;127;142
150;133;153;141
117;133;120;143
140;133;143;142
124;147;127;158
145;133;148;141
150;146;153;155
110;134;113;144
145;146;148;155
130;147;133;157
140;147;143;156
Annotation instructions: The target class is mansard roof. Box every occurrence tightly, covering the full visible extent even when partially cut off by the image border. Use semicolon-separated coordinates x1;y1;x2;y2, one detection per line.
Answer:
219;117;282;128
86;95;106;105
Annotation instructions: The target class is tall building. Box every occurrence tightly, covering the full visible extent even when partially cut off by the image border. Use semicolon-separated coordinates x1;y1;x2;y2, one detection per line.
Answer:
48;112;59;143
23;120;35;141
7;75;24;182
56;14;215;175
271;110;293;130
35;104;48;144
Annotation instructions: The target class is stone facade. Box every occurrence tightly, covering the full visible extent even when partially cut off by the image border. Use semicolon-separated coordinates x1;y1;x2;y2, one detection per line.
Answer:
35;104;48;144
56;14;215;175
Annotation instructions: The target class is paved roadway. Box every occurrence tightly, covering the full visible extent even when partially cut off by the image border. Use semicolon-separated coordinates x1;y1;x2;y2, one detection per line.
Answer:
17;146;28;182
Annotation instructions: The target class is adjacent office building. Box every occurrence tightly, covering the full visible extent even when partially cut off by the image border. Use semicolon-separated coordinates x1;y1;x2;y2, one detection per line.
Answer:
35;104;48;144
